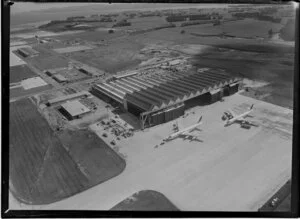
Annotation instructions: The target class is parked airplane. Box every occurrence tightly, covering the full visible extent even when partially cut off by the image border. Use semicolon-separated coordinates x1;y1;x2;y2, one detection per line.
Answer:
164;116;203;142
223;104;258;128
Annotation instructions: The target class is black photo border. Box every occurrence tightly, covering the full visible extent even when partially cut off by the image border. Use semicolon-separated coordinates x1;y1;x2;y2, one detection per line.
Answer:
1;0;299;217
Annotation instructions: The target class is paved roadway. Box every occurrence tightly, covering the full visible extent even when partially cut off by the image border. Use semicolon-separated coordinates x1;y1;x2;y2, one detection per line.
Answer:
9;92;293;211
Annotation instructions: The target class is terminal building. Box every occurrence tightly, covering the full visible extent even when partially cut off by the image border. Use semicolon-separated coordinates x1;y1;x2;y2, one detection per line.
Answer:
91;68;241;129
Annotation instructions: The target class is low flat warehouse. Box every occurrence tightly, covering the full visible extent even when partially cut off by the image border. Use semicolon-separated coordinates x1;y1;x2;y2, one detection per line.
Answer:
60;100;91;120
92;68;241;129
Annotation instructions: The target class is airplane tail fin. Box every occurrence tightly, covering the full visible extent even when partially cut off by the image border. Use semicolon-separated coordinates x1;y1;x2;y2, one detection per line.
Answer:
250;104;254;110
197;116;202;123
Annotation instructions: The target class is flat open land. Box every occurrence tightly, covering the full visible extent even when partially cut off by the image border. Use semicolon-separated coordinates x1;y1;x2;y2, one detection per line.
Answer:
68;39;144;73
10;64;37;83
53;45;94;54
10;84;53;99
55;29;124;42
111;190;179;211
9;98;125;204
27;55;70;70
10;93;292;210
185;18;283;38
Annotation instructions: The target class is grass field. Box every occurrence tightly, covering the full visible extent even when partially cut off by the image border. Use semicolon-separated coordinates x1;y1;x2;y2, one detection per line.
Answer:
110;190;180;211
185;18;284;38
55;29;124;42
128;16;168;30
9;98;125;204
69;39;144;73
53;45;93;53
10;84;53;99
27;55;70;70
10;64;37;83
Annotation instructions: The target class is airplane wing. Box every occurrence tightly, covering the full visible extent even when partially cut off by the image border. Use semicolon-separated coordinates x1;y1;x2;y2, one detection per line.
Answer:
228;109;236;117
180;132;197;139
180;125;201;137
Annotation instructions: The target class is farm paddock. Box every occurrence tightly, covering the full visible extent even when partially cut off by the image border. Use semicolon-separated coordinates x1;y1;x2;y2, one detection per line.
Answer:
9;98;125;204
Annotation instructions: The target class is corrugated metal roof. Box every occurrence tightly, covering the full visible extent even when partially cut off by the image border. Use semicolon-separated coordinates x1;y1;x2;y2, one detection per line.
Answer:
117;80;141;91
94;69;239;112
114;81;138;92
120;78;147;90
127;77;154;88
125;77;153;88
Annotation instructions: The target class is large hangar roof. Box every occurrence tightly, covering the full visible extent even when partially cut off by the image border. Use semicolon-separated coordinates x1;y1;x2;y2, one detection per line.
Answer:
125;70;239;112
93;69;240;112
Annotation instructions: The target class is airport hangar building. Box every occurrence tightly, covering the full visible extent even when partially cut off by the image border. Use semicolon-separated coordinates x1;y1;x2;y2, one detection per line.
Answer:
92;68;241;129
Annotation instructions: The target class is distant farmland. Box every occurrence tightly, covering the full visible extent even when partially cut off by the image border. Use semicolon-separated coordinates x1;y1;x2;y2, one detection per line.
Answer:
9;98;125;204
69;39;144;73
27;55;69;70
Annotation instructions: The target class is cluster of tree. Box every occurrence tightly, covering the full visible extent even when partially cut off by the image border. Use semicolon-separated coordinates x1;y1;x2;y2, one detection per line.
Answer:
103;14;119;17
233;12;260;18
166;15;187;22
129;23;176;35
112;20;131;27
233;12;281;23
140;14;158;17
127;13;136;19
166;14;212;22
66;16;85;21
257;14;281;23
180;20;212;27
189;14;211;21
100;17;113;22
39;20;66;29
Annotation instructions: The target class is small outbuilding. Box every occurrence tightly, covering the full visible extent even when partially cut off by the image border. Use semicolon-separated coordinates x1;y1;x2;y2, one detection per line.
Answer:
53;74;68;83
60;100;91;120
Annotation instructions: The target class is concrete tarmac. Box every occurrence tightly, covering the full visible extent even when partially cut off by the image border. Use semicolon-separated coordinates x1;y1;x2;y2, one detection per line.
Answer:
9;93;293;211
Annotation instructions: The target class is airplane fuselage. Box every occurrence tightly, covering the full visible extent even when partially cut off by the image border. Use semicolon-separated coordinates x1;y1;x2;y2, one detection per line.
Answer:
226;110;252;126
166;122;202;140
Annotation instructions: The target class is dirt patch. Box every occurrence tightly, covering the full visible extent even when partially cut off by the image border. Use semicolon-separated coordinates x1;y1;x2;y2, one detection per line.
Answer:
9;98;125;204
111;190;180;211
